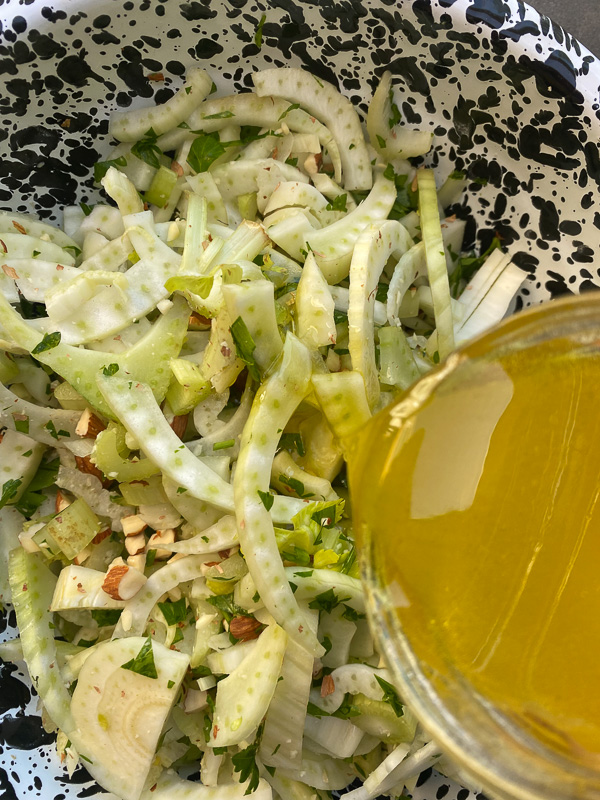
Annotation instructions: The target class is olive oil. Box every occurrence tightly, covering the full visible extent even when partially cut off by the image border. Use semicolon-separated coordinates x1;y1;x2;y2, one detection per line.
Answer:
351;314;600;759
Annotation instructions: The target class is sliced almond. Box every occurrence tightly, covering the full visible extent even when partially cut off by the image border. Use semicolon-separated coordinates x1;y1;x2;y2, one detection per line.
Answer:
73;545;92;566
75;408;106;439
229;615;263;642
92;527;111;545
74;455;108;484
121;514;147;537
127;553;147;573
55;489;71;514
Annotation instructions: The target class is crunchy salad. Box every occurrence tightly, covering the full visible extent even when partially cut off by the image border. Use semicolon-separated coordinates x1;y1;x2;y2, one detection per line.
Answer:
0;66;523;800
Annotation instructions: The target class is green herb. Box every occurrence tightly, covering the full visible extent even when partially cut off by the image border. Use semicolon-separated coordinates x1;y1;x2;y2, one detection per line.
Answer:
321;635;332;655
210;81;218;94
63;245;82;258
278;102;300;121
333;309;347;325
349;143;355;150
285;156;298;167
172;627;184;645
264;765;276;777
313;75;324;88
158;597;187;626
44;421;70;440
254;13;266;49
191;664;213;679
146;549;157;567
280;546;311;567
274;281;299;300
178;121;190;129
325;194;347;213
341;605;365;622
121;636;158;679
203;713;212;744
230;316;260;381
102;363;119;377
22;450;32;457
32;331;61;354
31;250;40;257
340;544;356;575
272;743;281;756
334;348;350;356
295;569;314;578
79;754;93;764
205;593;246;623
185;86;192;95
252;591;260;603
91;609;122;627
14;415;29;434
375;675;404;717
307;701;328;717
278;474;314;499
334;693;361;719
203;110;236;120
131;128;162;169
93;156;128;183
309;588;348;614
376;133;386;149
388;88;402;128
432;351;440;365
176;486;187;494
310;502;339;528
14;456;59;518
213;439;235;451
258;489;274;511
278;432;305;457
232;722;264;794
80;202;93;216
449;234;502;297
0;479;22;510
187;131;225;173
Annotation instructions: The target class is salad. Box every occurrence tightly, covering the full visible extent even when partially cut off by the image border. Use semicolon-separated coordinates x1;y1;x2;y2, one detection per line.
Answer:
0;65;523;800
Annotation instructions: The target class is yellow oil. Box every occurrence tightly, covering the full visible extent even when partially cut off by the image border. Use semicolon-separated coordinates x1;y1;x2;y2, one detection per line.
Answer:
351;328;600;759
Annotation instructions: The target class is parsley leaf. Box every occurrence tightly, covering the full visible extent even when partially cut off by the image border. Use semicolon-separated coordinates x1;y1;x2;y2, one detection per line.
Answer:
254;13;266;49
205;593;246;623
158;597;187;626
93;156;128;183
325;194;347;213
202;110;235;120
278;102;300;121
388;87;402;128
32;331;61;354
258;489;274;511
375;675;404;717
102;363;119;377
308;588;348;614
230;316;260;381
131;128;162;169
449;234;503;297
232;722;264;794
187;132;225;173
278;432;305;457
91;609;122;627
0;479;22;510
120;636;158;679
278;474;314;499
13;415;29;434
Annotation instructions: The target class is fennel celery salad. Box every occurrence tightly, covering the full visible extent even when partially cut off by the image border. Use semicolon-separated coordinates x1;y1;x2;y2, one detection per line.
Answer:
0;67;522;800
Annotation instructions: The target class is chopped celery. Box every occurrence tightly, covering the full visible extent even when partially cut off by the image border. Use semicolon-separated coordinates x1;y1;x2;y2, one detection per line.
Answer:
119;474;168;506
311;371;372;442
92;426;161;483
33;498;102;561
53;381;89;411
145;165;178;207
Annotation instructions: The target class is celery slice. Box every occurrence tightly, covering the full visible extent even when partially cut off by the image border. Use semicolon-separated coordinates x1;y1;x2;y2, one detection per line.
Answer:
211;624;287;747
110;67;212;142
234;333;323;656
305;172;397;283
254;68;371;191
33;498;101;561
417;169;455;360
0;294;189;418
145;165;178;208
8;548;76;734
348;220;412;407
180;192;209;275
92;426;161;482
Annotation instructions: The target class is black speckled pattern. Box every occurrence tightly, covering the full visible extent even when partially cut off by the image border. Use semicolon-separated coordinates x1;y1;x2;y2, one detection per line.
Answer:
0;0;599;797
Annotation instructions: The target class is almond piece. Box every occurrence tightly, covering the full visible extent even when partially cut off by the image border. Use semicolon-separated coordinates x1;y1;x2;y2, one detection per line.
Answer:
55;489;71;514
92;527;111;545
229;615;263;642
121;514;147;537
74;455;109;485
125;532;146;556
75;408;106;439
127;553;147;573
321;674;335;698
147;529;176;560
170;414;188;439
102;558;147;601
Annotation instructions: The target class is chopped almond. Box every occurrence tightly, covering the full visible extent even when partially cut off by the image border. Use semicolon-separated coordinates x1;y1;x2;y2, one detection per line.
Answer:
12;221;27;235
74;455;111;487
121;514;147;537
73;546;92;566
229;615;263;642
321;674;335;697
304;153;322;175
55;489;71;514
170;414;188;439
75;408;106;439
188;311;211;330
127;553;146;573
92;527;111;544
102;558;147;601
125;532;146;556
147;529;176;560
2;265;19;279
171;160;184;178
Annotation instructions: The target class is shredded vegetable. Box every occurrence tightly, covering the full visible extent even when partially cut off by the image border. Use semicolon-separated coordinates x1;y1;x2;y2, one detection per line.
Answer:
0;64;524;800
